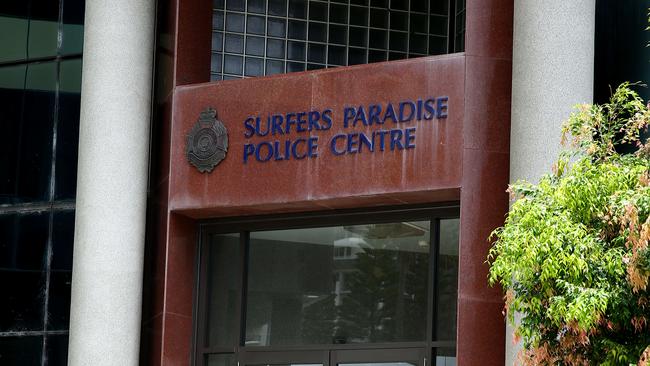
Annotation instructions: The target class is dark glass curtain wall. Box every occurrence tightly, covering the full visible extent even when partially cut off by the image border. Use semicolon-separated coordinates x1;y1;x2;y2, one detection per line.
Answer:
0;0;84;364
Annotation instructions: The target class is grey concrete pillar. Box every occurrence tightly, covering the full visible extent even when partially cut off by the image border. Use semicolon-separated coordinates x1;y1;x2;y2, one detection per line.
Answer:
68;0;155;365
508;1;595;364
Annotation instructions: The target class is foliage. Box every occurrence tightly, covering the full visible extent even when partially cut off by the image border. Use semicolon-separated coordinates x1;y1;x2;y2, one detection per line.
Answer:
488;83;650;365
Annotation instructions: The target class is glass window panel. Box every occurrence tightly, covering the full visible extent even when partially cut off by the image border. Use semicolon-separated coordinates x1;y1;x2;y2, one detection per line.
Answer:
390;11;408;31
429;35;447;55
212;52;223;73
287;62;305;72
288;41;306;60
368;49;387;63
207;353;235;366
371;0;387;6
267;38;286;59
389;51;407;60
224;54;244;74
389;31;407;51
212;32;224;52
56;58;82;200
210;73;223;81
369;29;386;49
329;25;347;45
430;0;449;15
349;6;368;26
409;33;428;54
0;65;26;203
20;62;56;203
269;0;288;16
288;20;307;40
225;34;244;53
436;219;459;342
307;63;325;71
0;212;49;271
248;0;266;13
246;36;265;56
226;12;245;33
268;17;287;38
213;0;225;9
245;221;430;346
369;9;388;29
307;43;325;63
205;233;240;348
329;4;348;24
391;0;408;11
28;18;59;59
0;269;45;331
48;271;72;330
349;27;368;48
411;13;427;34
247;15;265;35
288;0;307;19
61;14;85;56
308;22;326;43
213;11;225;30
266;59;285;75
429;15;448;36
328;45;346;66
309;1;327;22
46;335;69;366
0;15;28;62
51;210;75;271
226;0;245;11
0;336;43;365
411;0;427;13
435;348;456;366
223;74;241;80
245;57;264;76
348;47;367;65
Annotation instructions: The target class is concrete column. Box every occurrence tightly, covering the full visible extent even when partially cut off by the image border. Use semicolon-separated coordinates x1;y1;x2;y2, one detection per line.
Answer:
508;1;595;364
68;1;155;365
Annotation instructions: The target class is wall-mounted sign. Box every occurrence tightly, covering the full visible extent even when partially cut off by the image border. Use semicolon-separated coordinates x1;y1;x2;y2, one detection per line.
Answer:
186;107;228;173
241;97;448;164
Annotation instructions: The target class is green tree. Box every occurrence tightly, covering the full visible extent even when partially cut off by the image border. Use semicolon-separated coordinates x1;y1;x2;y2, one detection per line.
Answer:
488;83;650;365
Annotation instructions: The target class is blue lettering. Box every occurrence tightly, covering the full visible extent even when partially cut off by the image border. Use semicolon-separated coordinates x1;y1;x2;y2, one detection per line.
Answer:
271;115;284;135
359;132;374;152
291;138;307;159
347;133;359;153
243;144;255;163
354;106;368;126
405;127;416;149
285;113;296;133
390;129;404;150
398;100;416;122
256;142;273;162
343;107;356;128
273;140;284;160
244;117;256;138
383;103;398;124
423;98;436;120
307;136;318;158
436;96;449;118
321;109;333;130
255;116;269;137
331;134;346;155
308;111;321;131
296;112;307;132
368;104;382;125
376;130;389;151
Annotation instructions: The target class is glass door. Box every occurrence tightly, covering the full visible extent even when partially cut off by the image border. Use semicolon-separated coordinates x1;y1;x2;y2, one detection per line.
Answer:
331;348;426;366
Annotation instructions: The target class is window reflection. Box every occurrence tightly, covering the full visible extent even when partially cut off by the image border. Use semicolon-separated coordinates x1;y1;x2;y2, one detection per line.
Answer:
246;222;431;346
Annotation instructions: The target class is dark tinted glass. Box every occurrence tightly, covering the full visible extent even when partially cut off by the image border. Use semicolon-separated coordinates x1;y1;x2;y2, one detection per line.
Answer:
0;212;49;271
48;271;72;330
46;335;70;366
245;221;430;346
435;219;458;341
56;59;82;200
0;336;43;365
0;269;45;331
207;353;235;366
51;210;75;271
205;233;240;348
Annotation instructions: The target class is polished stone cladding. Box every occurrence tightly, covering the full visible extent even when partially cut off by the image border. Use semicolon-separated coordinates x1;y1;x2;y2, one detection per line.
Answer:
171;55;465;217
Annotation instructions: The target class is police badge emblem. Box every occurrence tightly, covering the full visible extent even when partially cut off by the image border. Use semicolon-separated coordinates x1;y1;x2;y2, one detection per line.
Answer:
186;107;228;173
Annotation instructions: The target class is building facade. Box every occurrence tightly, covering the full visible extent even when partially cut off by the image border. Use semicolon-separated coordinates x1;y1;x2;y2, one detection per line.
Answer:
0;0;647;365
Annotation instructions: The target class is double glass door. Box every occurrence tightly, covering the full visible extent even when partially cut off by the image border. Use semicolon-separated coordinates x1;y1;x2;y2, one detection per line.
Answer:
239;348;426;366
196;207;459;366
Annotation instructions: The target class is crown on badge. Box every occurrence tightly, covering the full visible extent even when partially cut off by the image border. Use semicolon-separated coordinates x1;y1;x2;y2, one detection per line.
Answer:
199;107;217;121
